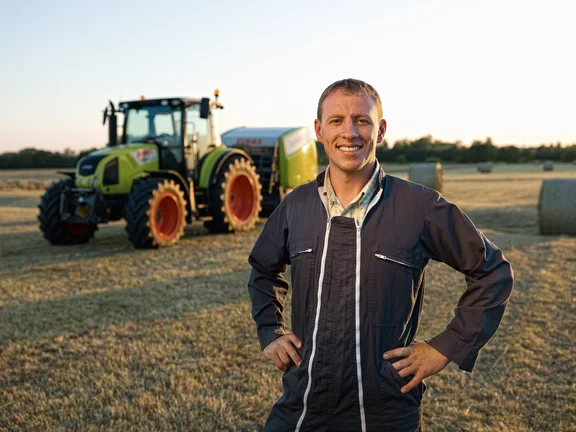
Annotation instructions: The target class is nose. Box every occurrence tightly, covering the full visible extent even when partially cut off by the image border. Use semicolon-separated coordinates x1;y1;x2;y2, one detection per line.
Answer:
340;118;358;140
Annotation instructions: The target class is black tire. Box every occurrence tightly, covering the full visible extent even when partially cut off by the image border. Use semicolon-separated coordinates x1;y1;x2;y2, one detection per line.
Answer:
204;156;262;234
38;179;97;245
125;178;187;248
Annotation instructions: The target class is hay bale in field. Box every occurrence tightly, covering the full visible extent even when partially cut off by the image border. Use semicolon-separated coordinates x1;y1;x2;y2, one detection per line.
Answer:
477;161;494;173
408;162;443;192
543;160;554;171
538;179;576;235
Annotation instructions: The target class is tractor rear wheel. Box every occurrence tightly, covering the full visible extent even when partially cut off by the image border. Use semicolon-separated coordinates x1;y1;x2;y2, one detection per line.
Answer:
204;157;262;234
125;178;187;248
38;179;97;245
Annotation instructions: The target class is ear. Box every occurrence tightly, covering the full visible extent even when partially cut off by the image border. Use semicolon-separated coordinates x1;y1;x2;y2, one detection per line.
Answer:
377;119;387;143
314;119;324;143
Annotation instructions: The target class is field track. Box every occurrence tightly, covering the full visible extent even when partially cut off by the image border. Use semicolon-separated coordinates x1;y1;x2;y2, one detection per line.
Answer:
1;164;575;431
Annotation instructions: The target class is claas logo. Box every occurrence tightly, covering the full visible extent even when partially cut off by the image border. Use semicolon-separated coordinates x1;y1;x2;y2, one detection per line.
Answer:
133;149;157;164
236;138;262;145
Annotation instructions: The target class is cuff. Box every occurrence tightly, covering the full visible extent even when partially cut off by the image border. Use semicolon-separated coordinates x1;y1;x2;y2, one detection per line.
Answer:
426;328;479;372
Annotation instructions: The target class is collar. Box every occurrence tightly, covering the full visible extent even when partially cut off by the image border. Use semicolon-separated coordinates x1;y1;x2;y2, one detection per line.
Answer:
323;161;382;209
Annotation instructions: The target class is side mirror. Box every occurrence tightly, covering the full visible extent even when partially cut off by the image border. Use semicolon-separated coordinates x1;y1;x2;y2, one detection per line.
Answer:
200;98;210;119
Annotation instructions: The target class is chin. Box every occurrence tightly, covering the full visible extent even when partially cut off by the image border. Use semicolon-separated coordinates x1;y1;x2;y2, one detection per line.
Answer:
335;163;365;173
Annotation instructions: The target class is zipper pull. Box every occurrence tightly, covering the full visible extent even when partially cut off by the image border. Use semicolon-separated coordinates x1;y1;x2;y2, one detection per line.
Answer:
290;248;313;259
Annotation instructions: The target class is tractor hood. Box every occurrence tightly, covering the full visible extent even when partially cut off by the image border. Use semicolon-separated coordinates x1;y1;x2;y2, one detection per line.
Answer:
75;144;159;193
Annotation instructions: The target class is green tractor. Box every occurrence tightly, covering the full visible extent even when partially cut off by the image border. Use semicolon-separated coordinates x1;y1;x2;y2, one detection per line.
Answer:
38;91;264;248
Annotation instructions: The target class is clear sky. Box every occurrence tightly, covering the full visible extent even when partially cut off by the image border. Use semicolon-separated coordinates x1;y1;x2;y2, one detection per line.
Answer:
1;0;574;153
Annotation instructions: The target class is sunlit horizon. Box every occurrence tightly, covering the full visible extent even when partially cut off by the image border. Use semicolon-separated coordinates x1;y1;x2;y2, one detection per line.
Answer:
1;0;574;153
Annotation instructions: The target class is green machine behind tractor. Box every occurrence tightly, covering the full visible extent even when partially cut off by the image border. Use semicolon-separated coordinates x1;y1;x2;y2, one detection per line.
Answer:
38;91;318;248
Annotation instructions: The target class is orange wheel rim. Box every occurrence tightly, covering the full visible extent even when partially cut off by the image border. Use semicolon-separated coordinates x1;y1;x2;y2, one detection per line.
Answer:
227;174;255;223
153;193;180;239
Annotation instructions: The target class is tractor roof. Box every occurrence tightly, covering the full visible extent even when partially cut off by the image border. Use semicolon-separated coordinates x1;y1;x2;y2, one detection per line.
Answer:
120;97;223;109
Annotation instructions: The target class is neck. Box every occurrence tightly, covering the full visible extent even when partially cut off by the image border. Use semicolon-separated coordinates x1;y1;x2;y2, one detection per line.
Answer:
329;161;376;208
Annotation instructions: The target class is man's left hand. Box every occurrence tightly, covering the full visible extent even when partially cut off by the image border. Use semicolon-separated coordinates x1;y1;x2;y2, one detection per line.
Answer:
383;341;450;394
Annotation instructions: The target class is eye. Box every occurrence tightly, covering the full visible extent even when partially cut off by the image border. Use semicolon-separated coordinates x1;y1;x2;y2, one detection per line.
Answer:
329;118;342;125
357;118;371;125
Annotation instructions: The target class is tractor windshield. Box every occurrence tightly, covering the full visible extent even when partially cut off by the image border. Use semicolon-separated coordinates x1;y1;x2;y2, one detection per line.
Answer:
124;105;183;146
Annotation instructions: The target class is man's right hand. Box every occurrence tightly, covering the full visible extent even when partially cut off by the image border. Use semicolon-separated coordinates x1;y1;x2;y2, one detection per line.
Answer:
263;333;302;372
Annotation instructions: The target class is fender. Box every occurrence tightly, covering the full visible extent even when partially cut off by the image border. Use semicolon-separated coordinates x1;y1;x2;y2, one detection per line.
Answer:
198;147;254;191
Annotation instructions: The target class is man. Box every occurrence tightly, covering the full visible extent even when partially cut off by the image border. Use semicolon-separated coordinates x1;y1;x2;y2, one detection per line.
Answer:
247;78;513;431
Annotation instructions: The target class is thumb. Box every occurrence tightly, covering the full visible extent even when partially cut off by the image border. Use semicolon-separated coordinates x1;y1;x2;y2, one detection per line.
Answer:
288;333;302;348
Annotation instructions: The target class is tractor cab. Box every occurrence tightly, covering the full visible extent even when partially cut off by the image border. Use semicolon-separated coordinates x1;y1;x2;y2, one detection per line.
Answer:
105;94;223;182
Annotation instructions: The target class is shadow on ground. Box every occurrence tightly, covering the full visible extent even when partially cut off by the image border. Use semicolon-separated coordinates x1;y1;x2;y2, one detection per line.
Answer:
466;205;538;234
0;268;251;346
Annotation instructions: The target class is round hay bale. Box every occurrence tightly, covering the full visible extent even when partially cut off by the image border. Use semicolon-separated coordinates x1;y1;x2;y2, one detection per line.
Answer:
408;162;443;192
543;160;554;171
477;161;494;173
538;179;576;235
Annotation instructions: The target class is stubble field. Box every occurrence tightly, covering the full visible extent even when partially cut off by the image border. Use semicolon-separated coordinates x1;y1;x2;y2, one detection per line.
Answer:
0;164;575;431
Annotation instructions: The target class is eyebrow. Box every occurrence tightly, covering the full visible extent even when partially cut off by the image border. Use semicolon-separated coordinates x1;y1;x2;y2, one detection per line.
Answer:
327;114;372;119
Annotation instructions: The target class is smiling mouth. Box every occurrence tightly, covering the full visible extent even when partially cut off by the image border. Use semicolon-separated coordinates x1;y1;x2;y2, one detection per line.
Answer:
337;146;361;152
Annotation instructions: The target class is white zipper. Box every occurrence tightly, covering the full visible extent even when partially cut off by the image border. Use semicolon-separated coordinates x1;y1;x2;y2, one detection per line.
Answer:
295;219;331;432
375;253;418;270
290;248;313;259
346;186;382;432
354;219;367;432
299;184;380;432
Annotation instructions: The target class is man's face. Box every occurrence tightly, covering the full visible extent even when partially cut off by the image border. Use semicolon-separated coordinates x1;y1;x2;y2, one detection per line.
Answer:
315;90;386;177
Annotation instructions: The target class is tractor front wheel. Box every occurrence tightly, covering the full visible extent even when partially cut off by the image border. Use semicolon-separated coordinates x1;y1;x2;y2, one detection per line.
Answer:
125;178;188;248
204;157;262;234
38;179;97;245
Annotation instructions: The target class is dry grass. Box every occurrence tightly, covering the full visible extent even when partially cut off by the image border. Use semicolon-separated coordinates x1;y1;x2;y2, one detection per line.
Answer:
0;169;65;191
0;165;575;431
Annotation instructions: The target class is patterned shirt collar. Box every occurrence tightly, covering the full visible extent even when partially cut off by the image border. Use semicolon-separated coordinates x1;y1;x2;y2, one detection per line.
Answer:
323;161;382;219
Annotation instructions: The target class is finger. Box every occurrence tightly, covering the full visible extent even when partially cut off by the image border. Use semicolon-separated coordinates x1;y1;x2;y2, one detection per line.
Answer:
266;352;286;370
383;345;412;359
400;374;422;394
397;364;418;379
392;358;413;371
262;338;280;359
282;342;302;366
269;353;287;371
287;333;302;349
262;346;272;360
277;349;293;369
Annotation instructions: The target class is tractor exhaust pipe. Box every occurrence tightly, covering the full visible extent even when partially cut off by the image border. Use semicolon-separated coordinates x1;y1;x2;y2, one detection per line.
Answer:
104;100;118;147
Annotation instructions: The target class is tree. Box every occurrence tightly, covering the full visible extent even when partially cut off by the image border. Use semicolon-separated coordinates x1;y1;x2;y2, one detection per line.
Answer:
496;146;522;163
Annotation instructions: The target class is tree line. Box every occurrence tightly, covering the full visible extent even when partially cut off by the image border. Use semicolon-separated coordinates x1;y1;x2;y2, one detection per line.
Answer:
0;148;99;169
1;137;575;169
317;136;576;165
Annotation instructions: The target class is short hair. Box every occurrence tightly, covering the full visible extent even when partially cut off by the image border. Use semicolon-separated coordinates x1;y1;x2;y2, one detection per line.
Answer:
317;78;383;121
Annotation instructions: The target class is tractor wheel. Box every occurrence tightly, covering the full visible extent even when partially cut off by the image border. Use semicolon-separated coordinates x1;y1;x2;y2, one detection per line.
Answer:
125;178;187;248
204;157;262;234
38;179;97;245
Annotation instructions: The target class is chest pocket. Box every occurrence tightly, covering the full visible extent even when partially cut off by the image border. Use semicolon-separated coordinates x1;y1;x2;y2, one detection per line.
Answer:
368;242;423;327
288;236;318;318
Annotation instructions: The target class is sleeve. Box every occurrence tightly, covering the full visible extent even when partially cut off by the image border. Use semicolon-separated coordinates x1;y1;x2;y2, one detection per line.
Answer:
421;192;514;372
247;201;291;351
